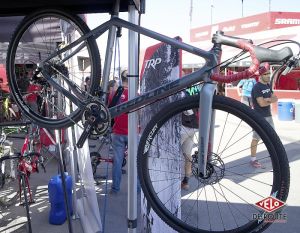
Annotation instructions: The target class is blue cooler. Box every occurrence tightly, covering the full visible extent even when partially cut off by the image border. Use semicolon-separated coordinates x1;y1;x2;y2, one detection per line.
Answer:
277;99;294;121
295;100;300;123
48;173;73;225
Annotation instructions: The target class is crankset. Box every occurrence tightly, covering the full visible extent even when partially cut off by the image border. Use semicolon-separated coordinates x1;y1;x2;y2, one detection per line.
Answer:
77;101;111;148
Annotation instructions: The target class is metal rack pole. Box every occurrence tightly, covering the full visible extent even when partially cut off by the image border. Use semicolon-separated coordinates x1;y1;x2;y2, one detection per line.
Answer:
55;129;74;233
127;3;139;233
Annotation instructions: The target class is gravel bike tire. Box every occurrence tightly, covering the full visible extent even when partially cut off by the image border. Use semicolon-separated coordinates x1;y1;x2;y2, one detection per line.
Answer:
137;94;290;233
6;9;101;129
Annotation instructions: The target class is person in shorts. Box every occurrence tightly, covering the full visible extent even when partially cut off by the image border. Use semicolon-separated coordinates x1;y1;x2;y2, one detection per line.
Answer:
181;109;198;190
250;71;278;168
237;77;256;107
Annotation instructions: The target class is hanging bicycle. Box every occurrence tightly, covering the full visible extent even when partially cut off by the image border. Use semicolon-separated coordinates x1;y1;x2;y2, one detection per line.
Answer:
6;1;298;232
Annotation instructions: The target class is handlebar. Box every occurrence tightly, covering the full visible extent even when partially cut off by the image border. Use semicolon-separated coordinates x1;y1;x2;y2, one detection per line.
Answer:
211;31;293;83
0;153;20;162
0;151;46;173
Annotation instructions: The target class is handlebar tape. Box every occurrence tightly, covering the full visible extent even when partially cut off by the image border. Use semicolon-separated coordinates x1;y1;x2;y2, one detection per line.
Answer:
211;32;293;83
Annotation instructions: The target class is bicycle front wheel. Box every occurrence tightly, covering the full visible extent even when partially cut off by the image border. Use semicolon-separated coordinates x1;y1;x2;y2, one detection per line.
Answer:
137;95;290;233
6;9;101;128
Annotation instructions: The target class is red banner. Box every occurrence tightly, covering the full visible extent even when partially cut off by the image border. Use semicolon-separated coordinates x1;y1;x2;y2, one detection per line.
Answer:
190;12;300;42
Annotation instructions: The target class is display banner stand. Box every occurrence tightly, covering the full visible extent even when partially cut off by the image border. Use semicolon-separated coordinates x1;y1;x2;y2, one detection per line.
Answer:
139;38;182;233
74;124;103;233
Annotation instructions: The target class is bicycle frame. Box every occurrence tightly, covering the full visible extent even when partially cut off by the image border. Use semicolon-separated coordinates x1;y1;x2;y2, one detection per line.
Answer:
39;1;222;177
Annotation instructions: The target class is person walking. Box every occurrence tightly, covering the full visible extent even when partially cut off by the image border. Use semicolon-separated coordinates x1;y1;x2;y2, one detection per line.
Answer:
181;109;198;190
180;69;199;190
110;70;128;194
250;71;278;168
237;77;256;107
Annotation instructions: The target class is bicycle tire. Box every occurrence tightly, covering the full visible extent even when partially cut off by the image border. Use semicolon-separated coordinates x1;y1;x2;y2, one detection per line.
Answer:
20;175;32;233
6;9;101;129
137;94;290;233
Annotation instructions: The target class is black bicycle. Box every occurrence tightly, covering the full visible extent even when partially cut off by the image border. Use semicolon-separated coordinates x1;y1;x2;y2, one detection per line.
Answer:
6;1;297;232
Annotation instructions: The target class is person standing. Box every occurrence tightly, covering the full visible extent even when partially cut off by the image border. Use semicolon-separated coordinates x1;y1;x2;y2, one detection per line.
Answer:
107;79;118;104
250;71;278;168
25;70;41;114
181;109;198;190
237;77;256;107
180;70;199;190
84;77;91;92
110;70;128;194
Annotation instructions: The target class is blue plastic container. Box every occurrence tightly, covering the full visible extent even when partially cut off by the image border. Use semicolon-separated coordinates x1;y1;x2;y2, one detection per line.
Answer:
48;173;73;225
278;99;294;121
295;100;300;123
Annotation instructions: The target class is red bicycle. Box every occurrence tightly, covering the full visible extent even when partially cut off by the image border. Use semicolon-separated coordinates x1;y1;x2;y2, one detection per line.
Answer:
89;133;127;176
0;124;46;233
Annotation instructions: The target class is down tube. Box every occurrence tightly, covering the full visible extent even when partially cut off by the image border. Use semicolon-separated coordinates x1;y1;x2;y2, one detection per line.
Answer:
198;83;217;177
109;67;209;118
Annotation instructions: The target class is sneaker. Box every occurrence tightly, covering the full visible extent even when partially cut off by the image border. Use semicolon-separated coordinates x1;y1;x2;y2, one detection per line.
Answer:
181;180;189;190
250;160;265;169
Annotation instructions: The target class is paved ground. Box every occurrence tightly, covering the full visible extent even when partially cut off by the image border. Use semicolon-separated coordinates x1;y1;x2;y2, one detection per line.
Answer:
0;115;299;233
263;117;300;233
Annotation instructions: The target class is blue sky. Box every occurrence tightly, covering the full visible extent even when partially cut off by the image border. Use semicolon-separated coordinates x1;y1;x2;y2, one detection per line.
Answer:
140;0;300;41
87;0;300;67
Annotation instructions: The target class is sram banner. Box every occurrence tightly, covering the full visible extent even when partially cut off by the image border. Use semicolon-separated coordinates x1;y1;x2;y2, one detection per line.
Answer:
190;12;300;42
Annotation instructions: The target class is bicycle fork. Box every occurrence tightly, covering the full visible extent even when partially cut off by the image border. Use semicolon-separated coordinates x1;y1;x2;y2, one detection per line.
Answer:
197;82;216;177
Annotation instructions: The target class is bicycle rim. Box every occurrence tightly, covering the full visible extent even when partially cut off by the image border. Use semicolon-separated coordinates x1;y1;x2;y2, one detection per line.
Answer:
137;95;290;233
7;9;101;129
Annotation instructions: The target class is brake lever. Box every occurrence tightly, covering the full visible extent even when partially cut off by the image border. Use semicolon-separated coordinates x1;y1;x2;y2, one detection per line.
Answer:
282;56;299;75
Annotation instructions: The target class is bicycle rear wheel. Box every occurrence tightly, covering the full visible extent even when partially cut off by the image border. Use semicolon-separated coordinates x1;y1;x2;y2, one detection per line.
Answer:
137;95;290;233
6;9;101;129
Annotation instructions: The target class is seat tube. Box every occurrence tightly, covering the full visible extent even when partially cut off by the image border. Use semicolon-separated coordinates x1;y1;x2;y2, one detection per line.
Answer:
198;83;216;177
